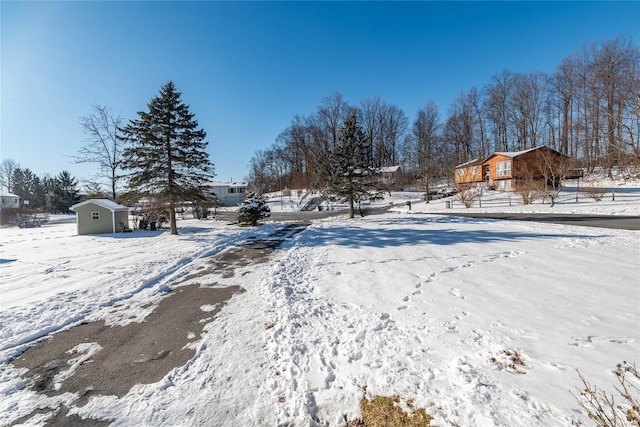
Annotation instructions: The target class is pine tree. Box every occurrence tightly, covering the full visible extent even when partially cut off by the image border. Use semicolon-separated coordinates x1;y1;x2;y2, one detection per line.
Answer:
318;109;380;218
48;171;79;213
237;193;271;226
10;168;47;210
121;81;215;234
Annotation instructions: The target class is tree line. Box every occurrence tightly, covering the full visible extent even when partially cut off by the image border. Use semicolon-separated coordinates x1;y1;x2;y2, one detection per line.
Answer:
248;36;639;193
0;160;82;214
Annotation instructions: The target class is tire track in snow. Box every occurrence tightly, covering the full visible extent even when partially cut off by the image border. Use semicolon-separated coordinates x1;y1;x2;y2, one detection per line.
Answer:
0;227;266;362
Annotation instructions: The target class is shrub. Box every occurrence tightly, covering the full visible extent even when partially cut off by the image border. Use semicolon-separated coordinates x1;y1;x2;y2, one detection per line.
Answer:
582;186;607;202
347;394;434;427
237;193;270;226
516;180;544;205
572;361;639;426
455;187;479;208
0;207;48;227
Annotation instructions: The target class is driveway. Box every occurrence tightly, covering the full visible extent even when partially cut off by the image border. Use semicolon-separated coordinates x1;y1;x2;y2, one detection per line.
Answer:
10;223;310;426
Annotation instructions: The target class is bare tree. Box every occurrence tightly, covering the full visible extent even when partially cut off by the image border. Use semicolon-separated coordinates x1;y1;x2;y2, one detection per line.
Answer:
360;96;382;166
444;92;476;165
412;100;441;200
76;104;125;200
485;70;515;151
468;87;489;157
509;72;548;150
552;55;579;155
317;92;350;151
0;158;20;192
534;148;572;207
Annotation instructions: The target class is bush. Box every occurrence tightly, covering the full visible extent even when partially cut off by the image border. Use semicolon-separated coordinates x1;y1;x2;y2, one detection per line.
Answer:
0;207;48;227
455;187;479;208
582;186;607;202
347;394;433;427
516;180;544;205
237;193;270;226
572;361;639;426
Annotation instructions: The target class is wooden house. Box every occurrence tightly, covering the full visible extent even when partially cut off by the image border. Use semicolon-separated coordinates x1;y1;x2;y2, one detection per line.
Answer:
453;158;484;187
70;199;130;235
454;146;570;191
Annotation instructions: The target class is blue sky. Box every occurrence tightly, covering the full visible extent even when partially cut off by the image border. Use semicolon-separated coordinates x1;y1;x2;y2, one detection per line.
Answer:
2;1;639;187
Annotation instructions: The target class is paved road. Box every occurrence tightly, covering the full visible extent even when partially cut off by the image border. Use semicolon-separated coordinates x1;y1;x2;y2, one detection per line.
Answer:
213;205;392;223
428;212;640;230
214;207;640;231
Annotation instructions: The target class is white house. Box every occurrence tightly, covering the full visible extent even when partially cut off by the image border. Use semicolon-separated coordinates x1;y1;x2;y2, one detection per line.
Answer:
0;191;20;209
203;182;248;206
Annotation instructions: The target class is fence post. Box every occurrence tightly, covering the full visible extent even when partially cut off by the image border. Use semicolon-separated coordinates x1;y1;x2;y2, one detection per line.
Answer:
612;190;615;201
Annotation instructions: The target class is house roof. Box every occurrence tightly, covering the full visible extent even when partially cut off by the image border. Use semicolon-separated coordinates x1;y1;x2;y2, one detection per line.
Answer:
378;166;401;173
70;199;129;212
491;146;543;158
0;191;20;198
204;181;248;188
479;146;567;164
454;158;482;168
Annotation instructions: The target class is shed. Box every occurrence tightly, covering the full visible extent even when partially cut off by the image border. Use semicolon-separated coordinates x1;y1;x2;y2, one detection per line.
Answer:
70;199;130;235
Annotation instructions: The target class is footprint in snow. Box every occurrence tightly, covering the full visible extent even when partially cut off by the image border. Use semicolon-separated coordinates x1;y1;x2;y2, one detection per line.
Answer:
425;272;438;282
442;321;459;333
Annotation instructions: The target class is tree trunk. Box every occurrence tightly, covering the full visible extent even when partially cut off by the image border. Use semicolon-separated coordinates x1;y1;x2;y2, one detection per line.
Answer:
169;205;178;235
348;196;355;219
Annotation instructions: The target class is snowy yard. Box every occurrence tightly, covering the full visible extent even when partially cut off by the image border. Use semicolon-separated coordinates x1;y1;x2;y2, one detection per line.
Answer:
0;185;639;426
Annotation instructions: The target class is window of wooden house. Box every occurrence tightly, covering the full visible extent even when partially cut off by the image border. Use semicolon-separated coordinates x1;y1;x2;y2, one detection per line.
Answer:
496;161;511;177
472;166;478;174
497;179;512;189
91;211;100;220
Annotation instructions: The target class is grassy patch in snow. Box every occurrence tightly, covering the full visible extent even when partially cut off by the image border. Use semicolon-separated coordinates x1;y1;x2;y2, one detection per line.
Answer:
347;394;434;427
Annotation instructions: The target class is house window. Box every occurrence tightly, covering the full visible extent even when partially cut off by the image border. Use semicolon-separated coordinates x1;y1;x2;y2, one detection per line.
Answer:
497;179;512;190
496;161;511;177
238;187;245;193
228;188;236;194
472;166;478;174
457;169;465;177
91;211;100;220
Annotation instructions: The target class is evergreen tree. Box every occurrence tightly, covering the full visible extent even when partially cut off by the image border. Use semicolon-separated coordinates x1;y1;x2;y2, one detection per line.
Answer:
48;171;79;213
121;81;215;234
11;168;47;210
318;109;380;218
237;193;270;226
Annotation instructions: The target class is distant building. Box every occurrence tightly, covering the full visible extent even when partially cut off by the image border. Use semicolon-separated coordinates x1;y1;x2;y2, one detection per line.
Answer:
0;191;20;209
70;199;130;235
377;166;402;188
203;182;248;206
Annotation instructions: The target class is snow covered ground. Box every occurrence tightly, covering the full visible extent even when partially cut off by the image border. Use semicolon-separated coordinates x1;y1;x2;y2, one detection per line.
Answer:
1;180;639;426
